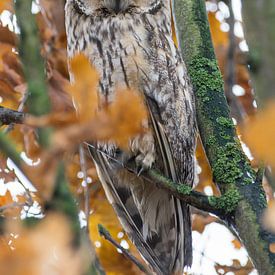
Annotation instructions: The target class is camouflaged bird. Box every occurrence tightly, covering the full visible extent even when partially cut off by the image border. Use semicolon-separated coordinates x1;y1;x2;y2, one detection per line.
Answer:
65;0;197;273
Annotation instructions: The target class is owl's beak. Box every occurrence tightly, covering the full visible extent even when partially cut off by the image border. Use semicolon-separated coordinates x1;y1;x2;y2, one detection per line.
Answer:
114;0;121;13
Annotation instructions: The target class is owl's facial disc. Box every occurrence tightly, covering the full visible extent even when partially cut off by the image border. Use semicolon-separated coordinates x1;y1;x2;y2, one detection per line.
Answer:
103;0;131;13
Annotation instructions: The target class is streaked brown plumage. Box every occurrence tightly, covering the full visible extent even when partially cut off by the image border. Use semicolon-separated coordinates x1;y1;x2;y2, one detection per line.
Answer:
65;0;197;273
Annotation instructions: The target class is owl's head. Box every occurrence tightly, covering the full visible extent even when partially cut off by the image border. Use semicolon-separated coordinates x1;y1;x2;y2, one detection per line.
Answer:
73;0;161;15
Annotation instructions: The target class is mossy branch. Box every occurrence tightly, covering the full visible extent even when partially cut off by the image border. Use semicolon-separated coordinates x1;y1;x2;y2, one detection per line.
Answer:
0;132;21;167
173;0;275;273
15;0;51;148
145;170;231;218
13;1;80;231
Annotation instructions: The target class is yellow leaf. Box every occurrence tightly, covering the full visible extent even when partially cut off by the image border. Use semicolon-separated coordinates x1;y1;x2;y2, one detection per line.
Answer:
89;190;142;274
243;102;275;167
232;239;242;250
68;54;99;122
269;243;275;254
0;0;13;13
0;213;88;275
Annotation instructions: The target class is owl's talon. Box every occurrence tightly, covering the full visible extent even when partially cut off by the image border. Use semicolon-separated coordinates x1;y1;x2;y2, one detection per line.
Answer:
137;166;144;176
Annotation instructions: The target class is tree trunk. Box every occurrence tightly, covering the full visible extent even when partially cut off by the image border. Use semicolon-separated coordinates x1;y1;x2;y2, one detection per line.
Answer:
173;0;275;273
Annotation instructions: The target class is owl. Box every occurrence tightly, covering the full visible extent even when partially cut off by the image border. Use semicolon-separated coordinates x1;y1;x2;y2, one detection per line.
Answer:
65;0;197;274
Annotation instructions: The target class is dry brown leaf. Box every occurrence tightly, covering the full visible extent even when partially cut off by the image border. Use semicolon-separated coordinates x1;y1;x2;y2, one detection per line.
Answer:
68;54;99;122
192;213;217;233
232;239;242;250
215;259;254;275
0;189;13;207
0;213;88;275
89;189;143;275
263;200;275;233
0;158;17;183
0;0;13;13
21;125;40;159
0;25;17;46
269;243;275;253
243;102;275;167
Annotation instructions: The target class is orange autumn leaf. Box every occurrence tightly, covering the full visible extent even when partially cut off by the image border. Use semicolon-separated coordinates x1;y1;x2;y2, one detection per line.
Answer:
51;88;147;152
269;243;275;254
232;239;242;250
0;190;13;207
89;190;142;275
0;213;88;275
192;214;217;233
0;0;13;13
208;12;228;48
98;89;147;148
215;259;254;275
243;102;275;167
68;54;99;122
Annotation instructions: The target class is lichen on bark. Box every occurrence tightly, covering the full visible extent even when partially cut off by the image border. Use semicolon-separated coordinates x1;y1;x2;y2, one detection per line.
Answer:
173;0;275;273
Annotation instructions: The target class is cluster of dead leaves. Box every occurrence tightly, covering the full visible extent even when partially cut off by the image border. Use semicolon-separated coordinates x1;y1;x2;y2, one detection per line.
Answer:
215;259;254;275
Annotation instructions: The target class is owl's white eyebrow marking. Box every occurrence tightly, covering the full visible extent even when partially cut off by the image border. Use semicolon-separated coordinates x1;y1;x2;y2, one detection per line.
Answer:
72;0;163;16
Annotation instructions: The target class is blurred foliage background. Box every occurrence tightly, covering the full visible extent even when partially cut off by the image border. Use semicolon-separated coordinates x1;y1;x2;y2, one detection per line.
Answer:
0;0;274;274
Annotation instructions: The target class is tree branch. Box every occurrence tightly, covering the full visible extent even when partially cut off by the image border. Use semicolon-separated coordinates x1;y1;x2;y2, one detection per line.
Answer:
144;170;227;218
88;144;232;218
173;0;275;273
0;106;25;125
98;224;153;275
15;0;51;147
0;132;21;167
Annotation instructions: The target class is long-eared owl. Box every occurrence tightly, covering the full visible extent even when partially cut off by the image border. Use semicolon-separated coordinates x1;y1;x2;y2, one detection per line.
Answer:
65;0;197;273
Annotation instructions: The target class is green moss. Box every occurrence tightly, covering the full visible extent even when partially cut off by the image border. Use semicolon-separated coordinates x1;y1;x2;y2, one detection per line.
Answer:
216;117;234;128
258;191;268;208
243;177;252;185
219;132;231;140
213;142;243;185
176;184;192;195
208;187;241;213
212;142;256;186
189;57;224;99
206;135;216;146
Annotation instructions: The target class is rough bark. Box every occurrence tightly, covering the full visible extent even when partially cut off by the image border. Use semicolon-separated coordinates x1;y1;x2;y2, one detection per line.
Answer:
173;0;275;274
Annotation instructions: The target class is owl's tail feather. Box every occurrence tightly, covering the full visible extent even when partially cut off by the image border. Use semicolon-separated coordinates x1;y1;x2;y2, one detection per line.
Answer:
89;141;192;274
89;148;165;274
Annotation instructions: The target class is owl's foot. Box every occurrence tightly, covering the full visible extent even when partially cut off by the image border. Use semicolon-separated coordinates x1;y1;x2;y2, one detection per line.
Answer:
135;151;155;170
130;132;155;173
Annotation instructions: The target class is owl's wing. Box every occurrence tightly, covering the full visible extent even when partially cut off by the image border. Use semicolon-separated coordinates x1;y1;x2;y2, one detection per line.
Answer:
88;99;191;274
89;147;165;274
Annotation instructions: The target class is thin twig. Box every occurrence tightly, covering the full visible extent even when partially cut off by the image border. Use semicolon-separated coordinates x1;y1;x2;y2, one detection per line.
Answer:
5;92;29;133
0;106;25;125
0;202;26;212
98;224;153;275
